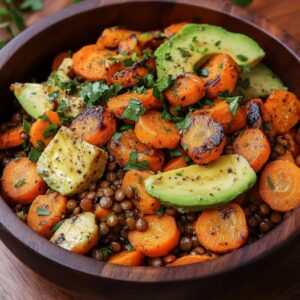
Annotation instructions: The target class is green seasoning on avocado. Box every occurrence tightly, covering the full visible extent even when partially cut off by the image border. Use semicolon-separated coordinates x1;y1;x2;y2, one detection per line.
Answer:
144;154;257;213
155;23;265;91
37;126;108;196
235;63;287;99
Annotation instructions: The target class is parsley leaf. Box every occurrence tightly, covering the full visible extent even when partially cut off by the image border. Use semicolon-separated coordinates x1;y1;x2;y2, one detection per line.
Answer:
28;140;44;162
239;65;251;73
143;73;154;87
220;95;243;116
101;246;113;260
266;176;275;191
121;99;146;121
37;208;50;216
43;124;59;138
237;54;249;62
263;121;272;131
176;117;192;133
132;85;147;94
48;90;59;101
125;243;134;251
81;81;122;106
157;206;165;217
124;151;149;171
14;178;26;187
167;148;182;157
22;119;31;135
111;132;122;141
20;0;44;11
51;220;64;233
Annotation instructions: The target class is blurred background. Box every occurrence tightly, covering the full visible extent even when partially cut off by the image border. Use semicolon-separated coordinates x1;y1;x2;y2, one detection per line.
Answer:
0;0;300;49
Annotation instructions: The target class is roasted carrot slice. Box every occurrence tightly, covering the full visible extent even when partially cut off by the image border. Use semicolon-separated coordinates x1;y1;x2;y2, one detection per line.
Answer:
201;54;239;99
128;215;180;257
51;51;70;71
181;112;226;164
245;98;264;129
107;130;164;172
164;73;206;107
27;192;67;237
277;151;295;164
164;22;188;38
70;106;116;147
110;57;156;88
195;203;248;253
259;160;300;212
108;250;144;266
122;170;160;215
1;157;47;204
72;45;116;81
137;31;165;49
30;111;61;148
163;155;187;172
94;203;111;221
118;34;142;56
233;128;270;172
97;27;140;48
263;90;300;135
107;88;160;118
167;254;217;266
106;61;126;85
135;111;180;149
201;99;247;134
0;125;24;150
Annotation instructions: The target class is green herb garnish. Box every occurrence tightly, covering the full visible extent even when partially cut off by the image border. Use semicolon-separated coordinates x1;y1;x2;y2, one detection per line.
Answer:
157;206;165;217
220;95;243;116
14;178;26;187
112;132;122;141
121;99;146;121
51;220;64;233
124;151;149;171
22;119;31;135
237;54;249;62
266;176;275;191
43;124;59;138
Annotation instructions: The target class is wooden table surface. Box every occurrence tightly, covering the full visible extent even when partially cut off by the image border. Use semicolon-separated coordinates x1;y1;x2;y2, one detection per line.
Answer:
1;0;300;299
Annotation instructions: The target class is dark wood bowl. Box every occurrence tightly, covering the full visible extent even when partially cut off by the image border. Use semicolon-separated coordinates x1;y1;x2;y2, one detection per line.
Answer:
0;0;300;299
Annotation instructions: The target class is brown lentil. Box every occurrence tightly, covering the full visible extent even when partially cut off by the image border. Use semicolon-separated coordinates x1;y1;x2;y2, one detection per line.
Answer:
72;206;81;215
107;214;119;227
99;222;110;235
274;144;286;155
100;196;113;209
107;161;117;171
270;212;282;224
115;189;125;202
67;199;77;211
260;221;271;233
121;200;133;211
111;241;122;253
116;169;125;179
80;198;93;212
126;217;136;230
106;172;117;182
165;207;177;216
150;257;164;267
103;187;114;197
136;217;148;232
112;202;122;214
163;254;176;264
124;185;135;198
91;249;104;261
179;236;193;251
191;246;206;255
259;203;270;216
100;180;111;188
191;235;200;248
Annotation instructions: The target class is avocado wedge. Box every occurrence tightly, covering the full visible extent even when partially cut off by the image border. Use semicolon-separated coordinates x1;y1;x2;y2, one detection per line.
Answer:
155;23;265;90
144;154;256;213
235;63;287;99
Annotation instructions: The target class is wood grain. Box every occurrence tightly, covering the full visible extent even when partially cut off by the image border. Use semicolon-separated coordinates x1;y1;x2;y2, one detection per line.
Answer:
0;0;299;299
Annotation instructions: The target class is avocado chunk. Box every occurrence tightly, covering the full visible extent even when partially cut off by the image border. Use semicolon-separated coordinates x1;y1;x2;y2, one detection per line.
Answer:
37;126;107;196
155;23;265;90
12;83;55;119
144;154;256;213
235;63;287;99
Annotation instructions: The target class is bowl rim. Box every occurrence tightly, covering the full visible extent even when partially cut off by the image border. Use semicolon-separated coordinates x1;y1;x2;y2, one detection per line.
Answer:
0;0;300;284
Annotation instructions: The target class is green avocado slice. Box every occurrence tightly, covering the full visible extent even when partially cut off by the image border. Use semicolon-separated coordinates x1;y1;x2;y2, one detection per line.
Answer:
155;23;265;90
235;63;287;99
144;154;256;213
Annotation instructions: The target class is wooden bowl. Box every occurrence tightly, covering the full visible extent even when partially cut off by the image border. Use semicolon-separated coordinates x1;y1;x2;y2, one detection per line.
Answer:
0;0;300;298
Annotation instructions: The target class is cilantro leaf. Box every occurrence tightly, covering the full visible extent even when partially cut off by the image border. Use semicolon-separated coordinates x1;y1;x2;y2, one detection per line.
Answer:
167;148;182;157
143;73;154;87
112;132;122;141
124;151;149;171
266;176;275;191
157;206;165;217
121;99;146;121
48;90;59;101
237;54;249;62
125;243;134;251
51;220;64;233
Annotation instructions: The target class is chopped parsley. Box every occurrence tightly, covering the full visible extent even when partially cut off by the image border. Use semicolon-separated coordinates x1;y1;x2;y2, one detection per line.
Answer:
220;95;243;116
176;117;192;133
124;151;149;171
81;81;122;106
263;121;273;131
124;243;134;251
48;90;59;101
165;52;172;61
132;85;148;94
157;206;166;217
28;140;44;162
51;220;64;233
43;124;59;138
198;68;209;78
239;65;251;73
237;54;249;62
167;148;182;157
215;40;221;47
177;47;191;58
22;119;31;135
20;0;44;11
266;176;275;191
101;246;113;260
181;142;188;151
121;99;146;121
111;132;122;141
14;178;26;188
143;73;154;87
203;99;215;107
56;100;73;124
37;208;50;216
